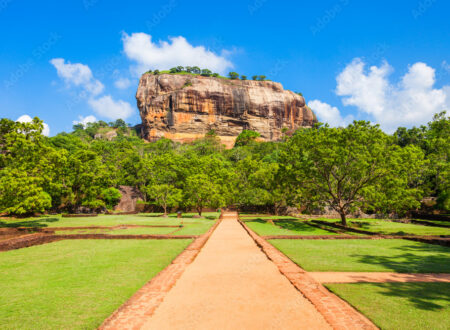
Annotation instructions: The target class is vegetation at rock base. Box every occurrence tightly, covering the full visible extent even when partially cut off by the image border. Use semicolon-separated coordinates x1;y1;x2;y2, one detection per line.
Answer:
0;112;448;223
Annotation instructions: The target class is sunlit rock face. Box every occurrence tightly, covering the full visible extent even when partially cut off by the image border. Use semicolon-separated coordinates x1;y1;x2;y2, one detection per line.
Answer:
136;73;317;148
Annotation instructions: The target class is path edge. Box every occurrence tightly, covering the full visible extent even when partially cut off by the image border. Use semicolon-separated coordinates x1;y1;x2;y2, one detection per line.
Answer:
238;218;378;330
99;215;223;329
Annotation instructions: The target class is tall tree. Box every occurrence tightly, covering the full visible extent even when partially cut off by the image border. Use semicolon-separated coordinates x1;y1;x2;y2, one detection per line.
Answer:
280;121;425;225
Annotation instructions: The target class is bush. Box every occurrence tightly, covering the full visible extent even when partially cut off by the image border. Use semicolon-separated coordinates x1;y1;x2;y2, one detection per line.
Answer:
229;72;239;80
101;187;122;209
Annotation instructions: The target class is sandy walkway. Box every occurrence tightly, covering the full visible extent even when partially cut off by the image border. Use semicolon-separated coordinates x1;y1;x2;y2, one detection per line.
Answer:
309;272;450;283
142;212;331;329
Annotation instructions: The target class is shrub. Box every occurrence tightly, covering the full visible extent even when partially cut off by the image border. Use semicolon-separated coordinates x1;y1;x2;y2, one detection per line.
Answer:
229;72;239;80
101;187;122;209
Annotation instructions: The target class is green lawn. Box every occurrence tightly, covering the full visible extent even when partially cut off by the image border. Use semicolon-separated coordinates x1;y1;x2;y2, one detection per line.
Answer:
240;215;298;220
326;283;450;330
53;227;178;235
270;239;450;272
246;219;337;236
174;220;215;235
0;212;220;229
413;219;450;227
314;218;450;236
0;239;191;329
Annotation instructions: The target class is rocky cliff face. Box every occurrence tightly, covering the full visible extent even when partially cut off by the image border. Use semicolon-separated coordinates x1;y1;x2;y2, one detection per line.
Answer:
136;73;316;147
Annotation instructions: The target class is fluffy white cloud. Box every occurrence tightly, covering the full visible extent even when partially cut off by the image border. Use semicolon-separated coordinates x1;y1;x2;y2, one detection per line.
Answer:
114;77;132;89
122;33;233;75
308;100;353;127
335;58;450;131
50;58;135;121
72;115;97;127
16;115;50;136
88;95;134;120
50;58;104;95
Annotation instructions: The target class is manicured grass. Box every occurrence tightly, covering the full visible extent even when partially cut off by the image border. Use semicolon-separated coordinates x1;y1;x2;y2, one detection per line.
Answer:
414;219;450;227
326;283;450;330
53;227;178;235
0;239;191;329
315;218;450;236
0;212;220;229
246;219;337;236
240;215;298;220
270;239;450;272
174;221;215;235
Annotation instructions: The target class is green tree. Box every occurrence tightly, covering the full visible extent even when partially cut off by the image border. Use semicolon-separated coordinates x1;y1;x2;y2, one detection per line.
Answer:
0;168;52;215
176;66;184;72
101;187;122;209
235;130;261;147
241;75;247;80
145;184;182;216
258;75;266;81
192;66;201;74
228;72;239;80
252;75;258;80
184;174;225;216
201;69;212;77
279;121;425;225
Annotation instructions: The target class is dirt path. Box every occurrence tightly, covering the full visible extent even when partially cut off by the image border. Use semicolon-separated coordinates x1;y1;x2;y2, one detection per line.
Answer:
142;212;331;329
309;272;450;283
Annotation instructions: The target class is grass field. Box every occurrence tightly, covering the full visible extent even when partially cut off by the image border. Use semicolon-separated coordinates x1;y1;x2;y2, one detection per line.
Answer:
0;212;220;229
314;218;450;236
270;239;450;272
240;215;298;220
326;282;450;330
53;227;179;235
0;239;192;329
246;219;337;236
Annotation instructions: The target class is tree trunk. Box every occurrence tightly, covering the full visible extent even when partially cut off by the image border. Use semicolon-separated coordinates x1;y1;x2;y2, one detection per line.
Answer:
340;211;347;226
163;204;167;217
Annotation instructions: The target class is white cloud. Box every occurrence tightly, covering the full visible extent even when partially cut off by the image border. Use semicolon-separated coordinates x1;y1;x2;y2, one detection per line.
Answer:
122;33;233;75
16;115;50;136
50;58;135;121
88;95;134;120
114;77;132;89
72;115;97;127
335;58;450;132
50;58;104;95
308;100;353;127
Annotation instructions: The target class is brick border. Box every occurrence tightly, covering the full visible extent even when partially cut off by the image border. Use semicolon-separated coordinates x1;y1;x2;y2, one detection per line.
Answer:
99;215;223;329
239;219;378;330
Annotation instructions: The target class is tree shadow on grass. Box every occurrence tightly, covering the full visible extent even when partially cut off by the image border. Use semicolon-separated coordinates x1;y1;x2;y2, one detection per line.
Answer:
369;282;450;311
351;243;450;273
0;217;60;228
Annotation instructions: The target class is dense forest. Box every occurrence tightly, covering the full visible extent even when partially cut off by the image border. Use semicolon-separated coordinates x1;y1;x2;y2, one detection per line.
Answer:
0;112;448;224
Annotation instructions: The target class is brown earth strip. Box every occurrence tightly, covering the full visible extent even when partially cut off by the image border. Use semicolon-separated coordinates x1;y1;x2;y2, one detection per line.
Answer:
0;233;62;251
308;272;450;284
100;216;223;329
239;219;377;330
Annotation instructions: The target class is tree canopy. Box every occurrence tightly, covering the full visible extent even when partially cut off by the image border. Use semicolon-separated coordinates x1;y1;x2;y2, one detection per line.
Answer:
0;113;448;220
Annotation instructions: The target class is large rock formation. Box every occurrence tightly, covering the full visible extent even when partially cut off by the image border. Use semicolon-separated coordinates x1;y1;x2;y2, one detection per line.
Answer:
136;73;316;147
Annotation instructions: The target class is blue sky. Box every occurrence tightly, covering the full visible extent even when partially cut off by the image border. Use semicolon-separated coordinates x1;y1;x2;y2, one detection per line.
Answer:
1;0;449;135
